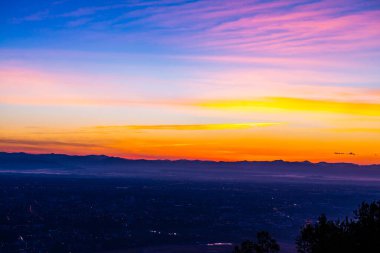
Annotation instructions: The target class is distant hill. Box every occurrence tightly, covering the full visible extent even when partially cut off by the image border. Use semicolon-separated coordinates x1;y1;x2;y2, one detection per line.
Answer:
1;152;380;183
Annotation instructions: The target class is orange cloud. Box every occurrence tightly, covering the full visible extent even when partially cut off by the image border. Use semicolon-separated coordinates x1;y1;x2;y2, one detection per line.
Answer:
94;122;280;131
2;121;380;165
0;138;94;147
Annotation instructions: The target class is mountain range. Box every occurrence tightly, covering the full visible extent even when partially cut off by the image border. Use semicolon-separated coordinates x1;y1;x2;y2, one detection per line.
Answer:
1;152;380;183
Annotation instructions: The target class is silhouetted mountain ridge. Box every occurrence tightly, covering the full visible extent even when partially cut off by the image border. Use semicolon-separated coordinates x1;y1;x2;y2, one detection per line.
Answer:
1;152;379;183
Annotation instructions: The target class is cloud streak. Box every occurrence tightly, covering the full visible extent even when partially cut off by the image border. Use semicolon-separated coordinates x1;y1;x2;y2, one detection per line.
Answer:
94;122;280;131
0;138;95;148
197;97;380;116
8;1;380;55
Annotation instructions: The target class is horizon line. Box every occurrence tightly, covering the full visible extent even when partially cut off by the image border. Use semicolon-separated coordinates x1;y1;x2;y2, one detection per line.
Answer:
2;151;379;167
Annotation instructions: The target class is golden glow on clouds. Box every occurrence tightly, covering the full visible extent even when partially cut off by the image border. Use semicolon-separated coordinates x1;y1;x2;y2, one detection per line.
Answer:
1;59;380;165
1;91;380;164
1;122;380;164
197;97;380;116
94;122;280;131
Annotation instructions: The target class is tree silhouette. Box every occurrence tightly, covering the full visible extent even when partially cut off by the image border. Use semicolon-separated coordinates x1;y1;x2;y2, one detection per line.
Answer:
233;231;280;253
296;201;380;253
233;240;254;253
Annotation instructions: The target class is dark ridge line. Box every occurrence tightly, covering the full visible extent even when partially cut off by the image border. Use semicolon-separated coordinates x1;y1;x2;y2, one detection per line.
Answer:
1;151;379;167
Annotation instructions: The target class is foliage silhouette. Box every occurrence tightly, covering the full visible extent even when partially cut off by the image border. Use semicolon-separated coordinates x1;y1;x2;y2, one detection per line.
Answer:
296;201;380;253
233;231;280;253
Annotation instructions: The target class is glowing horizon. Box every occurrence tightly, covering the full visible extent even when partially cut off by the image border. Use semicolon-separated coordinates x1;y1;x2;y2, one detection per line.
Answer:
1;0;380;164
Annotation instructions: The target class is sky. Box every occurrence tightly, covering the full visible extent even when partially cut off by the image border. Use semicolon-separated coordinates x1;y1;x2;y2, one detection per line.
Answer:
1;0;380;164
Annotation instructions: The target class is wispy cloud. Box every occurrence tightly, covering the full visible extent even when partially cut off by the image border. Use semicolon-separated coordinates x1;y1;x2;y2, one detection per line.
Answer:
2;64;379;107
11;10;50;23
66;18;92;27
197;97;380;116
332;128;380;134
8;1;380;55
94;122;280;131
105;0;380;54
0;138;95;147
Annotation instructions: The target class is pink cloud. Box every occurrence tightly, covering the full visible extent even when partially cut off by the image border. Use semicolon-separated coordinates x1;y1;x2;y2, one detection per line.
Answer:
194;8;380;54
115;0;380;55
12;1;380;56
0;65;144;105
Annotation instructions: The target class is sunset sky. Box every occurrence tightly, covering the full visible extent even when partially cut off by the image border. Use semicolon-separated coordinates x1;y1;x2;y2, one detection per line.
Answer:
1;0;380;164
